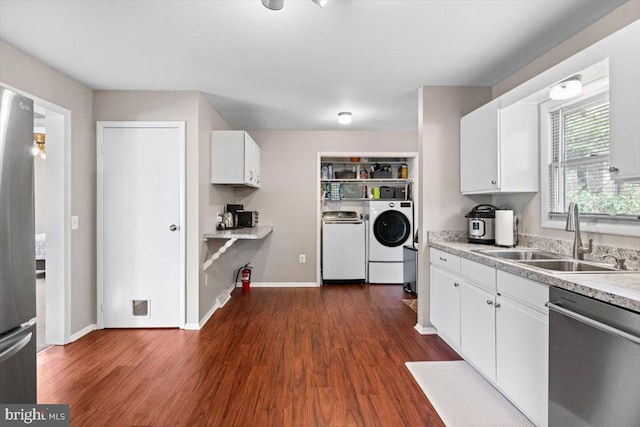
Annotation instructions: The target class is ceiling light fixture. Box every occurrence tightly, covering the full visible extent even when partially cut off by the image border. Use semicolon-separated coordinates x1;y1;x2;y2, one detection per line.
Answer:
261;0;283;10
338;112;352;125
549;75;583;100
261;0;327;10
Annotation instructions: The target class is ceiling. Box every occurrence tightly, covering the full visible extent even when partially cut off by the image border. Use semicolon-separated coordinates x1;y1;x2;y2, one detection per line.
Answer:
0;0;626;131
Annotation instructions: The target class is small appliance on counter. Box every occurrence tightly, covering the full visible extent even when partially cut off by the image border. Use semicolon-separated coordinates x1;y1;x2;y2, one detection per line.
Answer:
236;211;259;228
495;209;519;247
465;204;497;244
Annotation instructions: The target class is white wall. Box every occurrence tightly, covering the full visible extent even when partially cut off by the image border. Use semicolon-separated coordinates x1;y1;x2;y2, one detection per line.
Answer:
1;40;95;335
245;131;417;283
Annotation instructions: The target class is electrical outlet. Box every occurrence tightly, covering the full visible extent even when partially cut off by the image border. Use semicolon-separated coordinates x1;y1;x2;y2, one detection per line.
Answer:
299;254;306;264
71;215;79;230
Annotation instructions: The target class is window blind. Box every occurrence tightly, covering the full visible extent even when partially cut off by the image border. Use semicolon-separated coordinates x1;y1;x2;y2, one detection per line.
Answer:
548;93;640;218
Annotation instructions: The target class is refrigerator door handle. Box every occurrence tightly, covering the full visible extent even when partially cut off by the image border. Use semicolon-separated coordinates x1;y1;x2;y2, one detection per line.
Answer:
0;332;32;364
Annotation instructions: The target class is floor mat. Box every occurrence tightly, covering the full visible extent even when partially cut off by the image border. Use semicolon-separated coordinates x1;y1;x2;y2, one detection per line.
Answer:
406;360;534;427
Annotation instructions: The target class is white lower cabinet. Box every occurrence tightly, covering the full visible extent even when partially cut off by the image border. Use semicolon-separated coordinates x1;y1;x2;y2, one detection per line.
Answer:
430;266;461;349
460;280;496;382
430;249;549;427
496;272;549;427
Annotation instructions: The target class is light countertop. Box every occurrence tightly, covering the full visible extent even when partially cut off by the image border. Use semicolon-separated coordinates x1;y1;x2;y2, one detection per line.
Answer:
429;240;640;313
203;225;273;240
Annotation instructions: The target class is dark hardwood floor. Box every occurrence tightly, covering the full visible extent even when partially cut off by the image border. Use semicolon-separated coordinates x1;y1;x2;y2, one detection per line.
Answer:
37;285;460;426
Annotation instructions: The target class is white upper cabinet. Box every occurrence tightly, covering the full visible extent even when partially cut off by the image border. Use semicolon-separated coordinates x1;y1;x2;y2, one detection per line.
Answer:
211;130;261;188
609;20;640;181
460;100;538;195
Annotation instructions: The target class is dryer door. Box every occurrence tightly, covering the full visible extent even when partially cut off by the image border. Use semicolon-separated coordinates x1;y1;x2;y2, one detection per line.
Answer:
372;210;411;247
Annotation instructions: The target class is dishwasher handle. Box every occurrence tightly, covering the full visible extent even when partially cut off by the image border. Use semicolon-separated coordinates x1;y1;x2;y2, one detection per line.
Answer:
546;301;640;345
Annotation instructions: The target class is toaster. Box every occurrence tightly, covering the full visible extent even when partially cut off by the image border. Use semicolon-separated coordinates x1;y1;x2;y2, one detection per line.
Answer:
236;211;259;228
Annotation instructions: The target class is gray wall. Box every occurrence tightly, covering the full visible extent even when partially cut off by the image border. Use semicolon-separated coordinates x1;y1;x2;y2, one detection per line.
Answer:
417;87;493;329
92;90;249;325
244;131;418;283
0;40;95;336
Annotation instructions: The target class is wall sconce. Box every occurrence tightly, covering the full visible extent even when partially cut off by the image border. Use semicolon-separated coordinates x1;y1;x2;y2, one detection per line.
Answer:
33;133;46;159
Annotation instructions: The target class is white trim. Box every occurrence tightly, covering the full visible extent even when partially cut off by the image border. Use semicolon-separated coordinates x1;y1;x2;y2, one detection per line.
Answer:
96;121;187;329
183;323;201;330
1;82;73;345
236;282;319;288
414;324;437;335
184;283;236;330
71;324;96;342
539;82;639;238
541;217;640;237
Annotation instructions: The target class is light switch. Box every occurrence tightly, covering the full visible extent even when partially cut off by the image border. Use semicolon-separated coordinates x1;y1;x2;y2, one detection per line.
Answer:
71;215;79;230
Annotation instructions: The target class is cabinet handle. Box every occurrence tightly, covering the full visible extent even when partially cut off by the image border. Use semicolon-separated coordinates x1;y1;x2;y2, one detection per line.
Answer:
486;300;493;305
439;257;447;262
491;179;497;185
608;166;619;173
494;303;501;308
453;282;459;287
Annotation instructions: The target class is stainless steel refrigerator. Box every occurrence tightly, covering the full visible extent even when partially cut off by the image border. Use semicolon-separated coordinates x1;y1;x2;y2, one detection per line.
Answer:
0;86;37;403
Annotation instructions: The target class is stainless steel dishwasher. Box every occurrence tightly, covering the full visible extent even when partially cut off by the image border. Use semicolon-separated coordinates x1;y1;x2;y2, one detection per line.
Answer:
547;287;640;427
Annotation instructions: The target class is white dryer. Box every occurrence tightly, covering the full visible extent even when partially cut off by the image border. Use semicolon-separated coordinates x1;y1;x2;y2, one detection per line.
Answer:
365;200;414;284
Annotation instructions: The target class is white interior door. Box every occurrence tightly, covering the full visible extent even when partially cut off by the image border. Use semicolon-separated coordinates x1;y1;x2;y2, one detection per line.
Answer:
97;122;185;328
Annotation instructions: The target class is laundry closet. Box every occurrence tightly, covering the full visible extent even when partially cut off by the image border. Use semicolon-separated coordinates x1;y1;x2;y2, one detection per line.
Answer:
318;153;418;286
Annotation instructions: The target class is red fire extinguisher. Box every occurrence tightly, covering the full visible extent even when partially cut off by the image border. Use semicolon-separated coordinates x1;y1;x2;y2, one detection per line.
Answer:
241;263;252;293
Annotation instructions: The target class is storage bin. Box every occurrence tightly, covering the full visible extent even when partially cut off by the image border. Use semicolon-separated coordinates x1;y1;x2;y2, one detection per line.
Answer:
370;170;392;179
335;170;357;179
343;182;364;199
394;188;406;200
380;186;394;199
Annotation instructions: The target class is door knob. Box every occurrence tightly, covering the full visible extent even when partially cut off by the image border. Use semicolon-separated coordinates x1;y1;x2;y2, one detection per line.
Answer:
169;224;178;232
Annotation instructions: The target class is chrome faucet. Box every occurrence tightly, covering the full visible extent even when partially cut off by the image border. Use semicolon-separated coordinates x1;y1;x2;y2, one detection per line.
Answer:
565;202;593;260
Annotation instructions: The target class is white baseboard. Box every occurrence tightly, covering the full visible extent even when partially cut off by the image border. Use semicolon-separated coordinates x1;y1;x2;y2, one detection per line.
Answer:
71;324;96;342
414;323;438;335
183;323;200;330
235;281;319;288
185;283;237;331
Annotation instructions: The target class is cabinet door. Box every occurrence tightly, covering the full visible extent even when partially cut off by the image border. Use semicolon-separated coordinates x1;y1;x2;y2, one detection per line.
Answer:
430;266;461;349
496;296;548;427
243;135;254;185
253;142;262;187
460;99;500;193
609;21;640;181
460;280;496;381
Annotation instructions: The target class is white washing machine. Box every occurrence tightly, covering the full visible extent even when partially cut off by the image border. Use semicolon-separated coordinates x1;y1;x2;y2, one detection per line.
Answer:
365;200;414;284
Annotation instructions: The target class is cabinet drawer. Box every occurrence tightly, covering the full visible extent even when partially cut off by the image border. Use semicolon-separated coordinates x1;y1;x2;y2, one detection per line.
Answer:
430;248;461;273
461;258;496;291
497;270;549;313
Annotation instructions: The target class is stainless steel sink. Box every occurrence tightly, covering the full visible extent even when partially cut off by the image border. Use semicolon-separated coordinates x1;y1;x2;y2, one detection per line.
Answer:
519;259;619;273
475;248;565;261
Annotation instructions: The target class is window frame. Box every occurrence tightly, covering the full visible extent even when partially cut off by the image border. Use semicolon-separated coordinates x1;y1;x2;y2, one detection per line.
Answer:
539;79;640;237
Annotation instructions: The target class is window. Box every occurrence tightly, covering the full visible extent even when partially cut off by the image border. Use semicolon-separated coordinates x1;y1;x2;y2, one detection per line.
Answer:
546;91;640;222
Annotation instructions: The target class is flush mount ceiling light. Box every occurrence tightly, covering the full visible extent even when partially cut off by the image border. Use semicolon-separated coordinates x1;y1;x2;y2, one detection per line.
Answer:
261;0;283;10
261;0;327;10
338;112;352;125
549;75;583;100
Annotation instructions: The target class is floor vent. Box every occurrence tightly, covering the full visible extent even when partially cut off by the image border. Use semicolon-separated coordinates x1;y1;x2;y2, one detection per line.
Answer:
132;300;149;317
